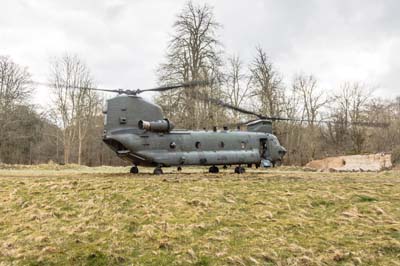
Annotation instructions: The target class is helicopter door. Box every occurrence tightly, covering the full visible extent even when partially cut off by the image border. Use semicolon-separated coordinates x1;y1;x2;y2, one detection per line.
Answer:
260;138;272;167
260;139;269;159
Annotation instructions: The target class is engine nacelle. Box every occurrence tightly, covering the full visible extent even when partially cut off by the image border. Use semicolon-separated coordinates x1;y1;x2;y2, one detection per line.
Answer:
138;119;175;132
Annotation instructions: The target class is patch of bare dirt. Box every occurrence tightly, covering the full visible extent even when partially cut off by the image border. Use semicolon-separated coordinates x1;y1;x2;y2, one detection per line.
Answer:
306;153;392;172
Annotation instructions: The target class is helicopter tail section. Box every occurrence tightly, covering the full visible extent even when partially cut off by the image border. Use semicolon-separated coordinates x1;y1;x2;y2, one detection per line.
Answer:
103;137;151;165
104;95;164;132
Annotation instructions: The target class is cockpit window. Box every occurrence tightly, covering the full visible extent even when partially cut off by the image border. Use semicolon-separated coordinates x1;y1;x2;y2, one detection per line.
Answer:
103;103;108;126
270;136;280;145
102;103;108;114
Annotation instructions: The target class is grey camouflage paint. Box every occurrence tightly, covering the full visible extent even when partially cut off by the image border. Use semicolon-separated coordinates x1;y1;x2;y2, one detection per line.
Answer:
103;95;286;167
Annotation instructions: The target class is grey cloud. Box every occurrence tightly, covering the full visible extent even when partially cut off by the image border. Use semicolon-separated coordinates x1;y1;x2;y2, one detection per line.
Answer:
1;0;399;107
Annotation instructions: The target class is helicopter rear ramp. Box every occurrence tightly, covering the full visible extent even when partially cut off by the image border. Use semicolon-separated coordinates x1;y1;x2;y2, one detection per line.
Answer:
306;153;392;172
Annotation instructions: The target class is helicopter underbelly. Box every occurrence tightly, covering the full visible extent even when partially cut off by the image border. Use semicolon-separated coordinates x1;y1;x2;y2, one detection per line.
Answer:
138;149;260;166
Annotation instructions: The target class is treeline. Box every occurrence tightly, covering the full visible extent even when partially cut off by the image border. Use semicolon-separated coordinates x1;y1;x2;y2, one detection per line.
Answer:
0;1;399;166
0;55;122;165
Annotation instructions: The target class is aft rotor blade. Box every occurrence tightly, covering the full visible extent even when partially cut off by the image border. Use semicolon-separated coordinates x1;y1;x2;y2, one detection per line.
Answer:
138;80;208;94
33;81;121;93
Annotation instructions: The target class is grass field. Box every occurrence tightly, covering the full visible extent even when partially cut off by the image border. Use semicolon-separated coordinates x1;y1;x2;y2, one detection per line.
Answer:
0;165;399;265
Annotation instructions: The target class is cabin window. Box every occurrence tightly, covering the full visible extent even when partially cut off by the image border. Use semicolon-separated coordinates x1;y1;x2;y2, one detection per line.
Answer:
170;142;176;149
241;141;246;149
195;141;201;149
220;141;225;148
119;117;127;124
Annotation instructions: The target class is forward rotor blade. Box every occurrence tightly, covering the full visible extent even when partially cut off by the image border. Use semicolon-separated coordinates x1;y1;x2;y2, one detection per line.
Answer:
269;117;389;127
324;120;390;128
271;117;390;128
196;93;390;128
138;80;208;94
223;118;259;128
195;94;265;118
195;94;304;122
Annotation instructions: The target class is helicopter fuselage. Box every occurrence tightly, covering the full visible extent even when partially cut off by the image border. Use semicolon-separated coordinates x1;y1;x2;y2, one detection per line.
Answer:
103;128;285;167
102;94;286;169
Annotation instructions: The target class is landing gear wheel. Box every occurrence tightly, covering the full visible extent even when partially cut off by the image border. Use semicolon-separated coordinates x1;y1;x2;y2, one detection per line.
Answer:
153;167;163;175
130;166;139;174
209;166;219;173
234;166;245;174
177;166;182;172
223;165;228;169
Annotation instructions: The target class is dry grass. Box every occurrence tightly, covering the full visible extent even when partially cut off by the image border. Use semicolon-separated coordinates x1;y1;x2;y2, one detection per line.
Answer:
0;166;399;265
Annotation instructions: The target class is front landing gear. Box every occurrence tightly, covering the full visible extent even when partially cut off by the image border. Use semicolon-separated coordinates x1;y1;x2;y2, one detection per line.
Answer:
153;167;163;175
209;165;219;173
130;166;139;174
234;166;245;174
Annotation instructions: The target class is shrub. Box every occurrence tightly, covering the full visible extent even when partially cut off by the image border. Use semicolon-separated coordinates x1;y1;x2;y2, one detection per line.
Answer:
392;146;400;165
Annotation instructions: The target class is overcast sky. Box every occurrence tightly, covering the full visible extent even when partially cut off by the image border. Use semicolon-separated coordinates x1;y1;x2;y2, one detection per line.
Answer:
1;0;399;108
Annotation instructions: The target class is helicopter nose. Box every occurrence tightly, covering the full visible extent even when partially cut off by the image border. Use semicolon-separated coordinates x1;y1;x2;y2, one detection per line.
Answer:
278;147;287;157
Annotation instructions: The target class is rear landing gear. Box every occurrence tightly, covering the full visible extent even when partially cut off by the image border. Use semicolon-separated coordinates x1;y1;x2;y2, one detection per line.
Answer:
130;166;139;174
209;165;219;173
153;167;163;175
234;166;245;174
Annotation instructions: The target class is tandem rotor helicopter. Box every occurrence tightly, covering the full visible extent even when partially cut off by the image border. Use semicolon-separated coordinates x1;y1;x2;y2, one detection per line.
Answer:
73;80;289;175
42;81;386;175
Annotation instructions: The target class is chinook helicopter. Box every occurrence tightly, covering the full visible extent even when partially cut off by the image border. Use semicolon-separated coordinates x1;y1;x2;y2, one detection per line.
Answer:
62;81;286;174
37;80;389;174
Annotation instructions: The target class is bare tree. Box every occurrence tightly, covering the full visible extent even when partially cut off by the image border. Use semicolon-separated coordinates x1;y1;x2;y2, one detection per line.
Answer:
50;54;100;164
223;54;252;122
250;47;283;117
157;1;223;129
292;74;327;126
327;82;372;153
0;56;32;111
0;56;35;163
289;75;327;160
